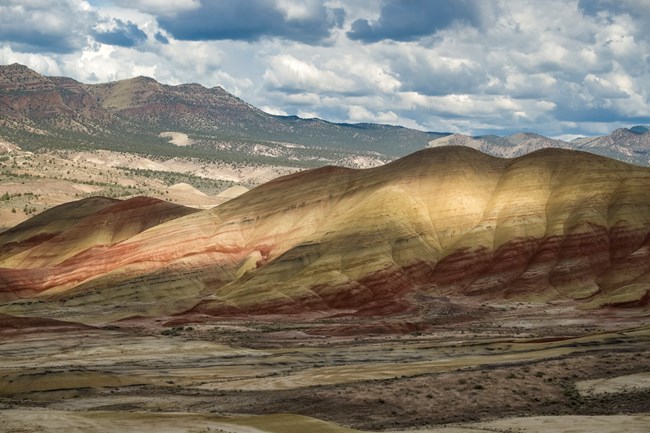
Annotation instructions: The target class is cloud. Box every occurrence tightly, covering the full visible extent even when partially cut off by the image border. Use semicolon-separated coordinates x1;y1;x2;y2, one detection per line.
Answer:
263;54;355;93
583;73;632;99
0;0;94;53
0;46;63;76
578;0;650;19
387;47;487;96
261;106;288;116
157;0;345;43
93;19;148;47
347;105;399;124
348;0;483;43
486;72;559;99
110;0;201;16
324;54;401;94
578;0;650;45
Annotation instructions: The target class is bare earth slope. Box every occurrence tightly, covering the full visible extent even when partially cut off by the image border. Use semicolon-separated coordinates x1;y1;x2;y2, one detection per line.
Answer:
0;196;120;262
1;146;649;321
0;197;198;300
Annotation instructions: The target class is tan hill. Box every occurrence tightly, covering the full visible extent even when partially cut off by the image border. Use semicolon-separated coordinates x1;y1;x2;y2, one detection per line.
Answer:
0;147;649;322
86;75;262;133
0;196;120;262
0;196;198;269
0;196;197;300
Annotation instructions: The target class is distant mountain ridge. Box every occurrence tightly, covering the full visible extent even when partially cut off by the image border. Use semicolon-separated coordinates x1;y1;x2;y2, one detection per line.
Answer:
570;127;650;164
0;63;445;167
1;63;649;167
427;128;650;166
427;132;569;159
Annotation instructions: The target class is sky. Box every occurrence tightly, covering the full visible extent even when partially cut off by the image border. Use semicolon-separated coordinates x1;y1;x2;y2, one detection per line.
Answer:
1;0;649;139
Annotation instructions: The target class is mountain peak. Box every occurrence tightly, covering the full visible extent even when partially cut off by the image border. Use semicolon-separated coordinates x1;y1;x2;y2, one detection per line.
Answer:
4;63;34;71
0;63;53;90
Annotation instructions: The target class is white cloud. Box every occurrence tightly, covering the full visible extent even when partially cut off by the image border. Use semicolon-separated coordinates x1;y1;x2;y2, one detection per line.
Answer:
111;0;200;16
263;54;355;93
0;45;62;75
0;0;95;53
325;53;400;93
274;0;321;21
500;73;558;99
213;70;253;96
584;73;631;99
552;134;584;142
347;105;398;123
261;106;288;116
284;92;322;105
297;109;319;118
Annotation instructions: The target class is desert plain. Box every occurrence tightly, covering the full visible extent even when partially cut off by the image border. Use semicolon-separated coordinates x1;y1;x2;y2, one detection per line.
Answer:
1;296;649;432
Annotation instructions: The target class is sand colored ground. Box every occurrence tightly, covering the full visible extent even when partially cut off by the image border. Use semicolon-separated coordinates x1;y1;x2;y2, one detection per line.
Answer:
463;415;650;433
0;305;648;431
1;410;648;433
211;325;650;391
0;146;289;229
1;313;647;396
159;131;194;146
577;372;650;396
0;410;360;433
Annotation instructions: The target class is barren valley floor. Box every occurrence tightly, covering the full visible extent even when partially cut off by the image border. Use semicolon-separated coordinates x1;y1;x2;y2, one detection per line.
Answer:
1;300;649;432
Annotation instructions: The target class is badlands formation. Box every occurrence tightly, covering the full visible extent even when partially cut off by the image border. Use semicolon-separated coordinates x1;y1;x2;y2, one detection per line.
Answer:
0;146;649;321
1;146;649;433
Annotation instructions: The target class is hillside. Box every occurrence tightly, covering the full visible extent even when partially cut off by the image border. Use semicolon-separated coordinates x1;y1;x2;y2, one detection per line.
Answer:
1;146;648;323
0;63;444;167
0;142;257;230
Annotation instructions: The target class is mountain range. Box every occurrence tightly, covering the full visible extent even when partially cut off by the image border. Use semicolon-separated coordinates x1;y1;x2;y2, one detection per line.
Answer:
0;63;443;168
1;63;650;167
1;146;648;323
428;127;650;166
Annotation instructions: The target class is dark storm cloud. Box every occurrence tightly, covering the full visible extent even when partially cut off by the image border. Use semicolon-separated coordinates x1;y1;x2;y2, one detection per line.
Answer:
93;19;148;47
157;1;345;43
348;0;482;43
0;0;94;53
